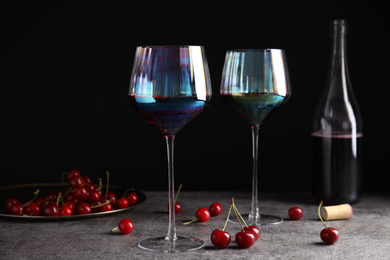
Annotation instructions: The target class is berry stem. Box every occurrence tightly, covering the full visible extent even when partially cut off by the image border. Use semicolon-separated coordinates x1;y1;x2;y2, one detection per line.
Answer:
105;171;110;198
91;200;110;209
232;198;245;231
111;227;119;233
23;189;40;207
232;198;248;228
96;178;103;191
122;188;135;198
318;201;329;229
181;218;198;225
222;204;233;231
174;184;182;204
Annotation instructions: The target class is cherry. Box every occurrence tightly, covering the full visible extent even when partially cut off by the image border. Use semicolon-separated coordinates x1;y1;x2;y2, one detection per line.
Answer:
74;186;90;200
66;169;81;182
117;198;129;209
112;219;134;235
167;184;182;214
126;192;138;206
209;202;223;216
60;205;73;216
196;207;210;222
63;201;75;213
318;201;339;245
173;202;182;214
244;225;260;241
5;198;20;212
182;208;210;225
100;202;113;212
69;175;85;189
288;206;303;220
235;231;256;248
89;190;101;202
8;202;24;215
76;202;91;215
106;191;117;206
211;229;231;248
24;202;41;216
42;202;60;216
82;175;92;184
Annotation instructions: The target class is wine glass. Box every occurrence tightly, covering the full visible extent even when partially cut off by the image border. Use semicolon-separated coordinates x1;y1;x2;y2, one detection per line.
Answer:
129;46;212;252
220;49;291;225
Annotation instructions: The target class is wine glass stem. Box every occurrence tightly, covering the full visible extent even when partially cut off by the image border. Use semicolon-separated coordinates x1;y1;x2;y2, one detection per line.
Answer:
165;135;177;242
250;125;260;219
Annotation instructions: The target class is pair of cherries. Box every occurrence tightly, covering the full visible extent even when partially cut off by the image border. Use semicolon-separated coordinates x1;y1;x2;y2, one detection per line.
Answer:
211;198;260;249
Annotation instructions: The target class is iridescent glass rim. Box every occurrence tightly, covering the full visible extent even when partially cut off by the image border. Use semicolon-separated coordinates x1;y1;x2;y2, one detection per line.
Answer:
226;48;284;52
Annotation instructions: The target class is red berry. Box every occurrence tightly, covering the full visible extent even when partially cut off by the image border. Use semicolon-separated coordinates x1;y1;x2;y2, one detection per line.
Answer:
74;186;90;200
244;225;260;241
106;191;117;205
5;198;20;212
66;169;81;182
42;203;60;216
100;202;113;212
174;202;182;214
8;202;24;216
63;201;75;213
24;202;41;216
89;190;101;202
235;231;256;248
69;175;85;188
211;229;231;248
288;206;303;220
82;175;92;184
60;205;73;216
321;227;339;245
126;192;138;206
196;208;210;222
76;202;91;215
118;219;134;235
209;202;223;216
117;198;129;209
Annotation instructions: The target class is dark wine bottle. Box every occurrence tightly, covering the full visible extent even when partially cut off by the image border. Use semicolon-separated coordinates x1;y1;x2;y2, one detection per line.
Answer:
311;20;363;205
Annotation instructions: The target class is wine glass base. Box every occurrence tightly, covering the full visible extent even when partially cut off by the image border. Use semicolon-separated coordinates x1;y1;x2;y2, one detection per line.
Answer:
229;213;283;226
138;236;205;253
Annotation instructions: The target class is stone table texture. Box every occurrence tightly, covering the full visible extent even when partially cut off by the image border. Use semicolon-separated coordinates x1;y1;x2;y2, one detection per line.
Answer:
0;191;389;259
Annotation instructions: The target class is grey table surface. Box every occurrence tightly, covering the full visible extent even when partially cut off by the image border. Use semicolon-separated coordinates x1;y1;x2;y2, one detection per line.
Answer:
0;191;389;260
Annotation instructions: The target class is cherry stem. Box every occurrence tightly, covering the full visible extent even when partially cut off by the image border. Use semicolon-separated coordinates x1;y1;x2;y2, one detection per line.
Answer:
318;201;329;229
222;204;233;231
111;227;119;233
122;188;135;198
174;184;182;204
56;193;64;206
96;178;103;191
105;171;110;198
231;197;248;228
23;189;40;207
91;200;110;209
181;218;199;225
61;171;69;183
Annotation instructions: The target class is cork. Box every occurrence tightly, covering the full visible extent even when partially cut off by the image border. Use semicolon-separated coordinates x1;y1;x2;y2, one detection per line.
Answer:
321;204;353;221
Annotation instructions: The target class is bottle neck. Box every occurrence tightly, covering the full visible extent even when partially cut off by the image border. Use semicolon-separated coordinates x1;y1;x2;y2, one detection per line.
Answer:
330;20;348;80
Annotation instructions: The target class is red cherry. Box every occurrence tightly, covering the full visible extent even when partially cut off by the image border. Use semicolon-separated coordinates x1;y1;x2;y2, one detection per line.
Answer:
60;205;73;216
209;202;223;216
320;227;339;245
82;175;92;184
42;203;60;216
244;225;260;241
8;202;24;215
63;201;75;213
100;202;113;212
196;207;210;222
288;206;303;220
118;219;134;235
211;229;231;248
68;175;85;189
76;202;91;215
24;202;41;216
89;190;101;202
5;198;20;212
74;186;90;200
66;169;81;182
174;202;182;214
34;198;47;207
106;191;117;205
235;231;256;248
117;198;129;209
126;192;138;206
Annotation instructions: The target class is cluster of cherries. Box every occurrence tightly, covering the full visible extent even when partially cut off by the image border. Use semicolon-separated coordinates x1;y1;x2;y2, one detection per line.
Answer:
4;170;138;217
210;198;260;249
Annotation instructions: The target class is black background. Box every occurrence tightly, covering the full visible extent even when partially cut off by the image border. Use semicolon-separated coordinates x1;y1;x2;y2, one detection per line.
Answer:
1;1;388;193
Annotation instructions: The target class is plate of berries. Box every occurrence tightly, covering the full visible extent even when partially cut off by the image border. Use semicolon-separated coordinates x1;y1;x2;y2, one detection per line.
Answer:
0;170;146;220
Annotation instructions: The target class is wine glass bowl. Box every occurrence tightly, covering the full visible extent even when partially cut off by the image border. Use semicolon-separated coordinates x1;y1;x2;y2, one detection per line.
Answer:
129;45;212;252
220;49;290;225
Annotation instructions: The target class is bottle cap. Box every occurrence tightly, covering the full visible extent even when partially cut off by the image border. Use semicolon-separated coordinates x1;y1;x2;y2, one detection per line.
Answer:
321;204;353;220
